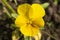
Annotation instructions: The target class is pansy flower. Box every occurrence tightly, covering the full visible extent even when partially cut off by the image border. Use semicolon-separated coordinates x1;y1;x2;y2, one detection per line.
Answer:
15;3;45;36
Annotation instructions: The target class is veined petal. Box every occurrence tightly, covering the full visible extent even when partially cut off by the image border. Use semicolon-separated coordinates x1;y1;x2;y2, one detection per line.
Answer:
32;18;45;27
17;3;31;15
20;24;39;36
29;4;45;20
15;15;28;27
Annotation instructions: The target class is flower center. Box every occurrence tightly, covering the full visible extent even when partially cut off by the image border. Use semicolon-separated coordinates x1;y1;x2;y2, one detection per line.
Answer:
27;20;32;25
27;20;38;28
29;20;32;24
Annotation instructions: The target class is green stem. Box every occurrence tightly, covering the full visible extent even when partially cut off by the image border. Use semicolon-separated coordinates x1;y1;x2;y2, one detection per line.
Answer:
24;36;32;40
28;37;32;40
2;0;16;14
14;0;18;5
3;7;11;18
2;0;18;18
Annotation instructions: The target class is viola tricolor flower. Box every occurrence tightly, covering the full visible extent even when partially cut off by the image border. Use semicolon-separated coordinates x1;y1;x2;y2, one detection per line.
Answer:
15;3;45;36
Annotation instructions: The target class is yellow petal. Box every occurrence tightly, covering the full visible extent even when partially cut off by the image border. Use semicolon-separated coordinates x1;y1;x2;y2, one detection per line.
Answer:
15;15;28;27
32;18;45;27
29;4;45;19
33;32;41;40
20;24;39;36
17;3;31;15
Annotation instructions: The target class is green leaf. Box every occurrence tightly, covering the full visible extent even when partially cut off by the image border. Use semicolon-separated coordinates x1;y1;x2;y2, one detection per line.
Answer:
11;13;18;18
41;3;49;9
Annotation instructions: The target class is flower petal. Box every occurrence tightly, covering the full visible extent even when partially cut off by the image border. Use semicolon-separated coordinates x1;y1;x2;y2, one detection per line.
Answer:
20;24;39;36
15;15;28;27
32;18;45;27
33;32;41;40
17;3;31;15
29;4;45;19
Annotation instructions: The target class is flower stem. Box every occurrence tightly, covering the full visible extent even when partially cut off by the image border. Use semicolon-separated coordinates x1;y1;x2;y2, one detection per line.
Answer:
14;0;18;5
2;0;16;13
24;36;32;40
3;7;11;18
2;0;18;18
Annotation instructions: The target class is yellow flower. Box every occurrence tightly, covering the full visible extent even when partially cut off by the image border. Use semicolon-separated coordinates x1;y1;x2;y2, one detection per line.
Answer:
15;3;45;36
